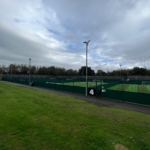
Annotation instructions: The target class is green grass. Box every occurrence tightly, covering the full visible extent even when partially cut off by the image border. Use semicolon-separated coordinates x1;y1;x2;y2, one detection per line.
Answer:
108;84;150;93
63;81;104;87
126;85;138;92
0;82;150;150
146;85;150;91
64;81;86;87
109;84;123;91
138;85;150;93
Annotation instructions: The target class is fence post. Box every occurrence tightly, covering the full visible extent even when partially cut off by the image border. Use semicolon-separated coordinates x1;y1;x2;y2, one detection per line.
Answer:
96;80;97;96
73;79;74;93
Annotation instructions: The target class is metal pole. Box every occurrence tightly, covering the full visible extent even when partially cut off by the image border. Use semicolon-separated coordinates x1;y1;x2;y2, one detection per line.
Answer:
83;40;90;96
120;65;121;76
11;65;12;81
29;58;31;84
86;44;88;96
120;64;122;76
107;68;108;79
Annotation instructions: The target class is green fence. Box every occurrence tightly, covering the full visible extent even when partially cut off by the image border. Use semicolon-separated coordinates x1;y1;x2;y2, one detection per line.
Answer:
2;76;86;95
100;90;150;106
2;76;150;106
96;79;150;106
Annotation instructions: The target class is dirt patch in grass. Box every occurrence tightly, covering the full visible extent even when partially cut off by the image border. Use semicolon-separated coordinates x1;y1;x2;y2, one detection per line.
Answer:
115;144;128;150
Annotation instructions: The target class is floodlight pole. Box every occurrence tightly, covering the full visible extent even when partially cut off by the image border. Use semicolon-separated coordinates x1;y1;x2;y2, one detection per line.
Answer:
83;40;90;96
107;68;108;74
10;65;12;81
120;64;122;76
29;58;31;85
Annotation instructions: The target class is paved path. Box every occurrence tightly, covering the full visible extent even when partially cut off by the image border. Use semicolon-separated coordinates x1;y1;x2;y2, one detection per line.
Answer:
2;81;150;115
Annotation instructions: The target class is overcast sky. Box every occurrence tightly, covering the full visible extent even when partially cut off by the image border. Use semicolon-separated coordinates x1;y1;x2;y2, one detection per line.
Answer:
0;0;150;72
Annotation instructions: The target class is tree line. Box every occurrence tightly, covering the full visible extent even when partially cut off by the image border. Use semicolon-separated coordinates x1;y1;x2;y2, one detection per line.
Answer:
0;64;150;76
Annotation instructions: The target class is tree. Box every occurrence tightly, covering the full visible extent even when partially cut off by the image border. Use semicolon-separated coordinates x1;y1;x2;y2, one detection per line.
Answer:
49;66;56;76
96;70;106;76
38;66;48;75
20;64;28;74
78;66;95;76
132;67;148;75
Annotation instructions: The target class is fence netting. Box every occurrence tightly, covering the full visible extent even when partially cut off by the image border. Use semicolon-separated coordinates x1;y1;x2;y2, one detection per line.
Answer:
2;76;150;106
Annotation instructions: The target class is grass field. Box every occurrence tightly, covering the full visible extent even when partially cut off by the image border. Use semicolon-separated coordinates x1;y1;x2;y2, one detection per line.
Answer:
108;84;150;93
44;79;150;94
64;81;103;87
64;81;150;94
0;82;150;150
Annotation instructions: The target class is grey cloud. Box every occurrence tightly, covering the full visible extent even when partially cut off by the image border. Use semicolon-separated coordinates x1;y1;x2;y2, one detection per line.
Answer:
1;0;150;71
0;25;85;69
44;0;138;32
0;27;47;61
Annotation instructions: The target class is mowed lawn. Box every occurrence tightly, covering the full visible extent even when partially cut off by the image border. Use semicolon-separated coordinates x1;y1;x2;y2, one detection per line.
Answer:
108;84;150;93
0;82;150;150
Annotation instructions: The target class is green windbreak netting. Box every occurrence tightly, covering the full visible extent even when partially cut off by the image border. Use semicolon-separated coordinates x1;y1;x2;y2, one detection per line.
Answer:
2;76;150;106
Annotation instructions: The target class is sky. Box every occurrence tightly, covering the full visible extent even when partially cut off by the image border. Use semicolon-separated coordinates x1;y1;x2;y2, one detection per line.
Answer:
0;0;150;72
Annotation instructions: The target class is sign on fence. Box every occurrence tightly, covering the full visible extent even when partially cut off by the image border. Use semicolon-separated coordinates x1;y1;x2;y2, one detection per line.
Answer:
88;88;96;96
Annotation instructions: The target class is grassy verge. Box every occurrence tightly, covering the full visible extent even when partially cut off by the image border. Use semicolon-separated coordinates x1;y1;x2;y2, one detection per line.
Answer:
0;82;150;150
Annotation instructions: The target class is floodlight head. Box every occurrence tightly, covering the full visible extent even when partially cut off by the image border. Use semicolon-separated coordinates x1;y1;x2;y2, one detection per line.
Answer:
83;40;90;45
